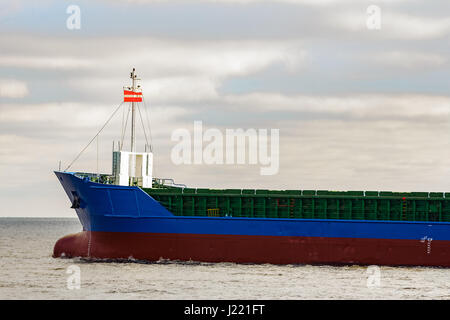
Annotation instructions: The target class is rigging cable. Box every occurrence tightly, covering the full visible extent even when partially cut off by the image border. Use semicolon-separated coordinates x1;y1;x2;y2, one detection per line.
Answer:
136;102;149;150
64;102;124;172
120;100;125;147
142;95;153;152
120;103;131;150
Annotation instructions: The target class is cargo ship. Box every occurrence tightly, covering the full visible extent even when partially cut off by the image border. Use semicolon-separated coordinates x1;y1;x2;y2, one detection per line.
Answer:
54;69;450;267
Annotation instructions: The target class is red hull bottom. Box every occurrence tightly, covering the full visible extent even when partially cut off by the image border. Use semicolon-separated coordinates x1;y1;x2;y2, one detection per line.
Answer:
53;231;450;267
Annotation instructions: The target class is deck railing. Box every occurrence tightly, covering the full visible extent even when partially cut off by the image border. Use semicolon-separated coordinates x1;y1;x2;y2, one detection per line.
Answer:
73;172;185;189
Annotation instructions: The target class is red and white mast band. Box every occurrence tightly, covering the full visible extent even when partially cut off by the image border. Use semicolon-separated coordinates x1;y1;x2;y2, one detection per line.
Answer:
123;89;142;102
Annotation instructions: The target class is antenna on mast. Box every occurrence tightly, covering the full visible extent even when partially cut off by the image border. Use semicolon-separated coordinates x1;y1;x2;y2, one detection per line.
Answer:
130;68;140;152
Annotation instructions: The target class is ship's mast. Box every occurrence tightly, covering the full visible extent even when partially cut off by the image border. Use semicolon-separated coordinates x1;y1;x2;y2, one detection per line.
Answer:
112;68;153;188
130;68;137;152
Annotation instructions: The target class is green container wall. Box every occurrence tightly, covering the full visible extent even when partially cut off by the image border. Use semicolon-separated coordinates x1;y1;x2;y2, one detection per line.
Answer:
144;187;450;223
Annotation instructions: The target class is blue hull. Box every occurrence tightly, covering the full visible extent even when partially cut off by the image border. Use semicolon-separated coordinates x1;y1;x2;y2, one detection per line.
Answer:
55;171;450;241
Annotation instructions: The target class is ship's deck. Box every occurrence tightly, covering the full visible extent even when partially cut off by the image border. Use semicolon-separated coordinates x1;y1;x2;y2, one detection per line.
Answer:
73;171;450;222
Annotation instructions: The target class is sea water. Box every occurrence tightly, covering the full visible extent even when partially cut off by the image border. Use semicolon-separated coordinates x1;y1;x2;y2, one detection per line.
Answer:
0;218;449;300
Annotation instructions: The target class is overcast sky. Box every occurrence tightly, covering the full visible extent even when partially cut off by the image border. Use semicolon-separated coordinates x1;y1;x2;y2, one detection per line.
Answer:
1;0;450;217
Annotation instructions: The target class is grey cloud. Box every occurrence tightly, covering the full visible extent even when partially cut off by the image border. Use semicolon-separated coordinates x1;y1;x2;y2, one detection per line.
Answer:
1;1;450;217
